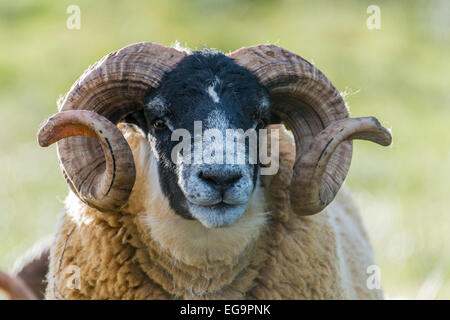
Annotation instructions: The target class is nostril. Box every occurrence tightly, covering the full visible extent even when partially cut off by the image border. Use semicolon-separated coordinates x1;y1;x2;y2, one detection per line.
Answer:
227;173;242;185
199;170;243;187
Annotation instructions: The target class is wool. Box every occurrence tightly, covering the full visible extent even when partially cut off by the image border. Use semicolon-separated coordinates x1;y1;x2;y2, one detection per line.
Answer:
45;124;382;299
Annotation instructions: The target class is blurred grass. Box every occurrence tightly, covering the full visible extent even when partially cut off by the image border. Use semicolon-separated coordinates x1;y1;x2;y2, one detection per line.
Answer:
0;0;449;299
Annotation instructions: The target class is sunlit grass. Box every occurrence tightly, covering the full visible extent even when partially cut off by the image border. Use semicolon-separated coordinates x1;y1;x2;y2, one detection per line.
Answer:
0;0;448;299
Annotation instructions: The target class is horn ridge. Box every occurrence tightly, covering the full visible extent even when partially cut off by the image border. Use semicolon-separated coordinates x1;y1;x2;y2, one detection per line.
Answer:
39;42;187;212
229;45;392;216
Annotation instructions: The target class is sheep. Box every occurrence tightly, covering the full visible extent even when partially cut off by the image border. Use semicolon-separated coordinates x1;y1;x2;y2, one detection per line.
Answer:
4;42;392;299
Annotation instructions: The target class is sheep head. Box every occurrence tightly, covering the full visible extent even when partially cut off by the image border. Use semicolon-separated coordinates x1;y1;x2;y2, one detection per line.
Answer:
38;42;392;228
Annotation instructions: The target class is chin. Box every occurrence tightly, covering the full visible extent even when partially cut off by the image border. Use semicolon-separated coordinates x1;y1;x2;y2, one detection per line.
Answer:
187;202;249;228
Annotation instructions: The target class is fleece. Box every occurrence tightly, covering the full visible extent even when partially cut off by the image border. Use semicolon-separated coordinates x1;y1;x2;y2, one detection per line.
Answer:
45;124;382;299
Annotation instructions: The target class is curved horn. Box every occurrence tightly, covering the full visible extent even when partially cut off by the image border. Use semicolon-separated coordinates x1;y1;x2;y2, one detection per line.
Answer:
38;42;187;212
229;45;392;215
38;110;135;211
290;117;391;215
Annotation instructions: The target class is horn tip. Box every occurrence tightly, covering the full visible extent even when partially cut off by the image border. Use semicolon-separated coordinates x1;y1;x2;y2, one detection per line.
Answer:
37;125;52;147
367;116;393;147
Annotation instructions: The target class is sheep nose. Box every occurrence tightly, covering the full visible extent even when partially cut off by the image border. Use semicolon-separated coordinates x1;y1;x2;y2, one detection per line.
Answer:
199;168;243;189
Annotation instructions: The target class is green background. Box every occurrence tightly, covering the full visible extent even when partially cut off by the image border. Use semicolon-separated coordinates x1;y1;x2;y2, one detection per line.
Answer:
0;0;449;299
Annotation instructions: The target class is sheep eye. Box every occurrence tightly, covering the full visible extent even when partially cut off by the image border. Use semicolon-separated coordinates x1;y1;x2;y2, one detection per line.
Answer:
152;118;166;130
256;119;267;130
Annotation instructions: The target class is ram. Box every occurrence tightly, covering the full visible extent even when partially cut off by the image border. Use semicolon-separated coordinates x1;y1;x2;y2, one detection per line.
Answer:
1;42;391;299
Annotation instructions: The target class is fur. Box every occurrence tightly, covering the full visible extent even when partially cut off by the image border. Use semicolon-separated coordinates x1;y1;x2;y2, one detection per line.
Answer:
135;50;271;226
45;123;382;299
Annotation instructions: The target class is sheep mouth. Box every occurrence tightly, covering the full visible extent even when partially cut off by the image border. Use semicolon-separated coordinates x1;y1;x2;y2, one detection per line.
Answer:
186;201;249;228
195;201;243;210
187;198;248;207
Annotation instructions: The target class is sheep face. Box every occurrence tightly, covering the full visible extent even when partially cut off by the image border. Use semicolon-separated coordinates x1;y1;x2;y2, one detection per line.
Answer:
38;43;392;231
126;50;271;228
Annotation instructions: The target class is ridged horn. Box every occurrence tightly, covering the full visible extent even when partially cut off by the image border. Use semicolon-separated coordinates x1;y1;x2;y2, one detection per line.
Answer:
38;42;187;212
229;45;392;215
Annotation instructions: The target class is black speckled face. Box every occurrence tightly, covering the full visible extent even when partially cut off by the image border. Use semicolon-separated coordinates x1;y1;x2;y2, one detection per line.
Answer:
126;49;271;228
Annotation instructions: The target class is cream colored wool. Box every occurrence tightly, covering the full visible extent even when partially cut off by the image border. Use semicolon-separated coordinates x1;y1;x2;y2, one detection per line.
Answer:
45;124;382;300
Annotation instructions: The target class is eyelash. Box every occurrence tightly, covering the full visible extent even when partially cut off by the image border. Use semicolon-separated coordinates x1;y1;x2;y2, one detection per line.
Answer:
151;118;167;130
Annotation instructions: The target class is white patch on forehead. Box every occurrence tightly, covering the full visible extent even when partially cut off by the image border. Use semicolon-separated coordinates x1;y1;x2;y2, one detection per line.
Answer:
207;85;220;103
207;76;221;104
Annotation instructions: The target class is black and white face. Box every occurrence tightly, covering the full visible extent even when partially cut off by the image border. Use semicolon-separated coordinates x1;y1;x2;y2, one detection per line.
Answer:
126;50;271;228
